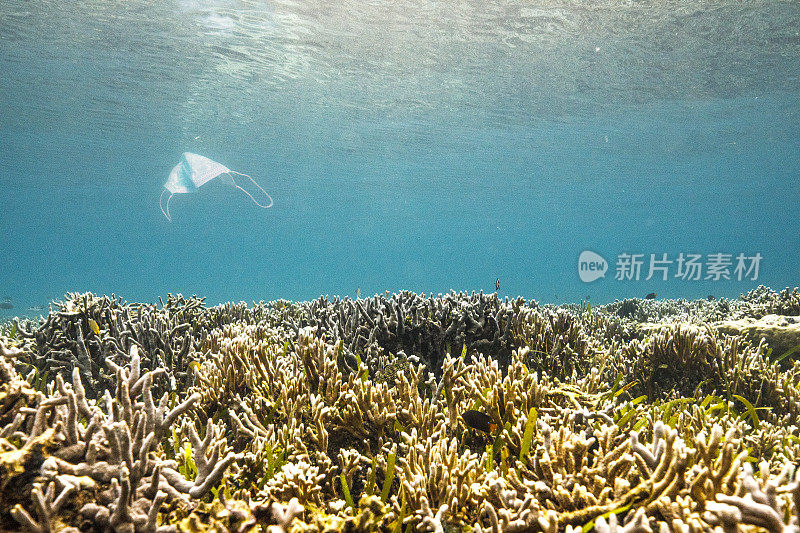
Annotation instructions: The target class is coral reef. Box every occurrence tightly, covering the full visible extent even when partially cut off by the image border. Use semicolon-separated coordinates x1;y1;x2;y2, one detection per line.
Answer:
11;293;209;400
715;314;800;365
284;290;524;376
741;286;800;317
2;287;800;532
0;340;246;532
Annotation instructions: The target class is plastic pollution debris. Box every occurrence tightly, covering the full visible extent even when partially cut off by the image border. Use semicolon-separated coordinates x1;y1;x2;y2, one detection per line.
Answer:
160;152;273;221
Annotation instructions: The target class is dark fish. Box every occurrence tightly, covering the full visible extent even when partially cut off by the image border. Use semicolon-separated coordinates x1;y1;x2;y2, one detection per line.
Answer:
495;278;500;291
461;409;497;434
645;292;657;300
707;295;715;301
0;302;13;310
1;295;10;301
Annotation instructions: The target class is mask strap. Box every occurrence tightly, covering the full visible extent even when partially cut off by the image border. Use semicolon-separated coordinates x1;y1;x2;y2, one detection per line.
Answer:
159;189;174;222
228;171;273;209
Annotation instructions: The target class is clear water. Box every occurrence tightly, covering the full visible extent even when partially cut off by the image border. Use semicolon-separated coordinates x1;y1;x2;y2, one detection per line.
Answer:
1;0;798;312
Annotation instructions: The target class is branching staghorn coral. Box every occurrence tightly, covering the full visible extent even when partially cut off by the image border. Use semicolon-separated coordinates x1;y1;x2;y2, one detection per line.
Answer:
395;427;483;518
512;307;598;382
705;461;800;533
194;321;289;408
742;286;800;318
285;290;526;376
5;287;800;532
12;293;205;399
10;479;79;533
192;314;800;531
613;322;780;410
583;287;800;339
0;343;242;532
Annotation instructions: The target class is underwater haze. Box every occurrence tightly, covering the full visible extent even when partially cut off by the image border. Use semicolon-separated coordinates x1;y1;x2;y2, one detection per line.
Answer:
1;0;799;310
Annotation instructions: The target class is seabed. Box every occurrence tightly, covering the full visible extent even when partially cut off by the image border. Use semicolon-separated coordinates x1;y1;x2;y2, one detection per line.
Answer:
1;286;799;533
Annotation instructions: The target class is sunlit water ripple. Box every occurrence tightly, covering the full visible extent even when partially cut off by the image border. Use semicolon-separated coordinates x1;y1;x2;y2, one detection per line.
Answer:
2;0;798;139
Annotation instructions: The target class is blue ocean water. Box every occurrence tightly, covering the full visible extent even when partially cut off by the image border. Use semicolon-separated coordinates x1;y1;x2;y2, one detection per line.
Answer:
1;0;798;314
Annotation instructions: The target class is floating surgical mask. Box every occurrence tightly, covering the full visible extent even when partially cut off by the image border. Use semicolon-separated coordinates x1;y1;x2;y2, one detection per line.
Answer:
160;152;273;221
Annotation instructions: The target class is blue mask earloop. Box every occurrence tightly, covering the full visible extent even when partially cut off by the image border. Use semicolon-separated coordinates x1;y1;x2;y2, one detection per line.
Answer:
159;188;175;222
227;171;273;208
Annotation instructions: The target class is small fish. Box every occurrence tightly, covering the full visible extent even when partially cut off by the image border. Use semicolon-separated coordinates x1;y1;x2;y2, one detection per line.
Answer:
88;319;100;335
707;295;715;301
495;277;500;291
461;409;498;434
28;305;46;312
1;295;11;301
0;302;13;310
645;292;657;300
